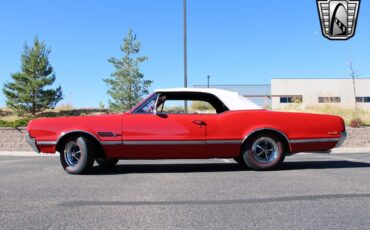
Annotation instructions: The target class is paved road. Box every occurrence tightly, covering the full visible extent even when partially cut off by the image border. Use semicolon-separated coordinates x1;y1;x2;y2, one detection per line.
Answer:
1;152;370;230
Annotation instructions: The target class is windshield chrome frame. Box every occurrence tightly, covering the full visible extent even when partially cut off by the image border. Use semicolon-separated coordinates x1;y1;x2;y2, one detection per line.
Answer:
132;93;159;114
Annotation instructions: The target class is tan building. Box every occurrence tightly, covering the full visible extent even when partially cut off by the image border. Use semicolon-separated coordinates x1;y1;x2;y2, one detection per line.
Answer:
271;78;370;110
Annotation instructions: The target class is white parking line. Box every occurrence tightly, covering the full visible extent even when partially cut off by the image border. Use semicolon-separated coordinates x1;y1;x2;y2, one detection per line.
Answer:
0;159;32;164
325;155;365;163
331;148;370;154
299;153;365;163
220;159;234;163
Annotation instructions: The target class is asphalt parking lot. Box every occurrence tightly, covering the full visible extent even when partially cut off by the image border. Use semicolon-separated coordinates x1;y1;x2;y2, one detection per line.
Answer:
1;152;370;229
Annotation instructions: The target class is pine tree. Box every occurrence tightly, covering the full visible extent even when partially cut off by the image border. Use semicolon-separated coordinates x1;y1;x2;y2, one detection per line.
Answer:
3;37;63;115
104;29;152;112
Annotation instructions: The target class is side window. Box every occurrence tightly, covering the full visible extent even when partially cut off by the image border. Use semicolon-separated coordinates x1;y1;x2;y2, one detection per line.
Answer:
190;101;217;114
159;99;217;114
280;96;303;103
161;100;186;114
318;97;341;103
135;94;158;114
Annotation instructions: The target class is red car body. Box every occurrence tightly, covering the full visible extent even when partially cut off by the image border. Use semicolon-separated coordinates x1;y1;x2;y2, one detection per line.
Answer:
26;88;346;161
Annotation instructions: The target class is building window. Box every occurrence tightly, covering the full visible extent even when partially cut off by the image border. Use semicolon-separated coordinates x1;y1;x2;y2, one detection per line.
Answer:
280;96;303;104
318;97;341;103
356;97;370;103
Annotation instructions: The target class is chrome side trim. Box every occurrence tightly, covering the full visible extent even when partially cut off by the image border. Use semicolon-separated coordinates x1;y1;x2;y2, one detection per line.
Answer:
37;141;57;146
290;138;340;144
101;141;123;145
123;140;206;145
56;130;101;146
36;130;122;147
122;140;242;145
335;131;347;148
153;93;160;115
206;140;242;144
97;132;118;137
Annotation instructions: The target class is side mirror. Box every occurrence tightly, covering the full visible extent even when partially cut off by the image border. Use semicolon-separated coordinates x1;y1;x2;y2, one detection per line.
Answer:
156;113;168;118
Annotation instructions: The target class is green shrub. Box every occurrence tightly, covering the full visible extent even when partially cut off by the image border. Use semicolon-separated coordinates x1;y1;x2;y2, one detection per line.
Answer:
0;118;32;128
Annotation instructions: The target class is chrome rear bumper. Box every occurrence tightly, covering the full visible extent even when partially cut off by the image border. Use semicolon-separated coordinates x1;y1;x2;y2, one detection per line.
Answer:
25;132;40;153
335;131;347;148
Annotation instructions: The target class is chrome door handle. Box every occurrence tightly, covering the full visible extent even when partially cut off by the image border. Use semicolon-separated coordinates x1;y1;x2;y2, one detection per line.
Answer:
192;120;206;125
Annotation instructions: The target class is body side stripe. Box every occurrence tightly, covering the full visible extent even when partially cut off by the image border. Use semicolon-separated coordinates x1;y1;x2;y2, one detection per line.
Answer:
37;141;57;146
290;138;340;144
37;137;341;146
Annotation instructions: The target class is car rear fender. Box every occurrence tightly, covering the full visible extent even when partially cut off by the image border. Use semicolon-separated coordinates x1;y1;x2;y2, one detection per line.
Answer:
242;128;291;153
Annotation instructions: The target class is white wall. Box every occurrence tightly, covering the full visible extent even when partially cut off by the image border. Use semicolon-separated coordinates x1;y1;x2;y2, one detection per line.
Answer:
271;79;370;110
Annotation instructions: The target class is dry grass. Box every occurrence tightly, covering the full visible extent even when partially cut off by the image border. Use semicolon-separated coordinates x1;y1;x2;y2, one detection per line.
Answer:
0;106;109;124
275;104;370;126
0;108;16;121
55;103;74;111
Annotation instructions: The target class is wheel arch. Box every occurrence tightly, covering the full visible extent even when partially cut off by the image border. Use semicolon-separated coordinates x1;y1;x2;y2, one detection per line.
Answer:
242;128;291;154
56;130;105;158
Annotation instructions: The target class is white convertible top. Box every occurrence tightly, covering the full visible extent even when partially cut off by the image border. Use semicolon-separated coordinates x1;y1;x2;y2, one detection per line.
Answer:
155;88;262;111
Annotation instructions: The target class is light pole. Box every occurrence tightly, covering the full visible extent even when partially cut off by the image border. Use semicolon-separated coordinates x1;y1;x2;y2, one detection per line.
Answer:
183;0;188;112
183;0;187;88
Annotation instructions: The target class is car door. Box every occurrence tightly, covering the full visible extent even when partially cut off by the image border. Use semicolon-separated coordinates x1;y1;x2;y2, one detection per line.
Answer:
121;96;207;158
202;112;242;158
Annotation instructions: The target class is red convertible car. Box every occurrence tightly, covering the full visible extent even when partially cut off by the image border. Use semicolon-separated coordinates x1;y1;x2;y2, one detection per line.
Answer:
26;88;346;174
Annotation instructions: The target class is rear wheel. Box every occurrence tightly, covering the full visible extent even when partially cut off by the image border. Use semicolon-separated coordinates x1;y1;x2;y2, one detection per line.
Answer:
241;134;285;170
233;157;246;166
96;157;119;168
60;136;95;174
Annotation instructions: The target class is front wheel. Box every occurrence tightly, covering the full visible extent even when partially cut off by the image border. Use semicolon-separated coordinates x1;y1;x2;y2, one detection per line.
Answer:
60;136;95;174
241;134;285;170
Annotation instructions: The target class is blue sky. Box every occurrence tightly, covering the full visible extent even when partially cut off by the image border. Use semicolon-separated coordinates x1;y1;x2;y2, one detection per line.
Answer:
0;0;369;108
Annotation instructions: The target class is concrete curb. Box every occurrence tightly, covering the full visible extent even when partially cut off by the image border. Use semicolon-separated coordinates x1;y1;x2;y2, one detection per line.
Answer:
330;148;370;154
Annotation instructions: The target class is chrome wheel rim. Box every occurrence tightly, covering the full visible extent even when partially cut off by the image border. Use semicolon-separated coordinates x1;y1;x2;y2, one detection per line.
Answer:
64;142;81;167
251;137;279;163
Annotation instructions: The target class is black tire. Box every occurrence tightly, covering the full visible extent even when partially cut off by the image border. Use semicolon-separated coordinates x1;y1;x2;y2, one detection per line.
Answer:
60;136;96;174
241;133;285;170
96;157;119;168
233;157;246;166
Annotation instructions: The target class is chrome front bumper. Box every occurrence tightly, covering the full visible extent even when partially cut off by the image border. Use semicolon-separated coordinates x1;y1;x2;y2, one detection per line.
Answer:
335;131;347;148
25;132;40;153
